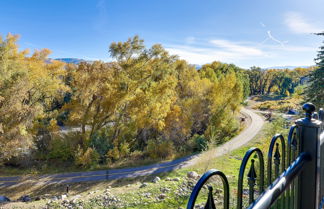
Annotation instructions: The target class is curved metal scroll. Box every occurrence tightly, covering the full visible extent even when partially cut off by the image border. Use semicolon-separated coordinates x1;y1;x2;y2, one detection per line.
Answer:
267;134;286;185
187;169;229;209
237;147;264;209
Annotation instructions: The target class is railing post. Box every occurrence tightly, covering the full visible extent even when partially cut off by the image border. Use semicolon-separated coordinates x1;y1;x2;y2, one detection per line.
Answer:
295;103;322;209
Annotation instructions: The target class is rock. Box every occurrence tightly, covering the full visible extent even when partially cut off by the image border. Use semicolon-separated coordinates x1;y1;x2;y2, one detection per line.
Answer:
51;196;58;201
60;194;67;200
0;196;10;202
152;176;161;183
165;177;171;181
71;194;82;201
142;192;151;198
172;177;181;181
140;182;148;188
19;195;32;202
187;171;199;179
157;193;167;200
160;187;171;193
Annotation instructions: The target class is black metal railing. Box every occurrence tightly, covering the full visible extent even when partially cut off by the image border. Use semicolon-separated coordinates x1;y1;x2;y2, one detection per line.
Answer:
247;152;311;209
237;147;264;208
187;103;324;209
187;169;229;209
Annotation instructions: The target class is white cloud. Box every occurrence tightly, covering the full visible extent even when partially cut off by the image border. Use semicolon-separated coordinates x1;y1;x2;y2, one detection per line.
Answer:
166;40;265;65
165;38;316;66
210;39;263;56
166;45;236;64
266;31;285;47
284;12;322;34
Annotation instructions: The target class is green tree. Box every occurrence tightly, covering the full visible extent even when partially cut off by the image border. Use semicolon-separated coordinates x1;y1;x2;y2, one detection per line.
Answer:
306;32;324;107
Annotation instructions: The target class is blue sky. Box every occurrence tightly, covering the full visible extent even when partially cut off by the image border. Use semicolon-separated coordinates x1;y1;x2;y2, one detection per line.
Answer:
1;0;323;68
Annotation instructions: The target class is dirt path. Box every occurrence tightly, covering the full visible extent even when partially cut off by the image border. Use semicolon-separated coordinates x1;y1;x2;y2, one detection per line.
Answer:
182;107;264;167
0;107;264;186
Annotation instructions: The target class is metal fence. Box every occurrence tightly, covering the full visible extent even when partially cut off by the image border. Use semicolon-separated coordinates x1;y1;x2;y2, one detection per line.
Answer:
187;103;324;209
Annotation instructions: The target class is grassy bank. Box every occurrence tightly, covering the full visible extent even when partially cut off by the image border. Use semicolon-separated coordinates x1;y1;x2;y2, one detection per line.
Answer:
1;114;291;209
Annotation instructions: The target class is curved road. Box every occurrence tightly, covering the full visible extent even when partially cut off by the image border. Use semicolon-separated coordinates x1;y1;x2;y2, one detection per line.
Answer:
0;107;264;187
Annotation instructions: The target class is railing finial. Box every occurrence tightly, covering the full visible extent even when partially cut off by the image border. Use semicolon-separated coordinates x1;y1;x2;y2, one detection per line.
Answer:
248;159;257;179
204;186;217;209
302;103;316;120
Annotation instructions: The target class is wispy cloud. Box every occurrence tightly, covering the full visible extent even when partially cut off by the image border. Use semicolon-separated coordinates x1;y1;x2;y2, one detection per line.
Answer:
165;37;316;66
284;12;322;34
258;22;286;47
166;39;265;65
267;30;284;47
210;39;263;56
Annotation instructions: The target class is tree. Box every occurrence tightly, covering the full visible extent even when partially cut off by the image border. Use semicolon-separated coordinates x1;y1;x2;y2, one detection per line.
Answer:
0;34;68;160
306;32;324;107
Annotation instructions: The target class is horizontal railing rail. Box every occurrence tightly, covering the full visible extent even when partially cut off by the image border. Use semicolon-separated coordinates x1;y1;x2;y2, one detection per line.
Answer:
247;152;311;209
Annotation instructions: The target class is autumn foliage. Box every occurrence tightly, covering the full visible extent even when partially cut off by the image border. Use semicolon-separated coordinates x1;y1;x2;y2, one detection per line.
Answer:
0;34;249;167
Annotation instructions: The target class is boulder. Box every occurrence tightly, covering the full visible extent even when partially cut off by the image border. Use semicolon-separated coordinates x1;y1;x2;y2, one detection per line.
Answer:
0;196;10;203
60;194;67;200
157;193;167;200
140;182;148;188
172;177;181;181
187;171;199;179
19;195;32;202
152;176;161;183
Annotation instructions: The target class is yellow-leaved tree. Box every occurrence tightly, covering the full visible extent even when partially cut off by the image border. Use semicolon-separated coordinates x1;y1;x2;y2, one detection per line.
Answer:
0;34;68;161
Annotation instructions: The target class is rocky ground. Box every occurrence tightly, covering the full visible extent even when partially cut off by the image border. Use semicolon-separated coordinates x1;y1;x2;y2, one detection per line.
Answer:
0;171;223;209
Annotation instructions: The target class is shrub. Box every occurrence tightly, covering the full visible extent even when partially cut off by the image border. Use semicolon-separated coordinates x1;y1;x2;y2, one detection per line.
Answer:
48;136;75;161
146;139;175;160
106;141;130;162
75;146;100;168
193;134;208;151
119;142;130;158
89;129;112;162
129;150;144;161
106;146;120;162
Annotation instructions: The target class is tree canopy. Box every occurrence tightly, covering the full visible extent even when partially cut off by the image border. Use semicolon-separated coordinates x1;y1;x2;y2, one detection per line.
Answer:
306;32;324;107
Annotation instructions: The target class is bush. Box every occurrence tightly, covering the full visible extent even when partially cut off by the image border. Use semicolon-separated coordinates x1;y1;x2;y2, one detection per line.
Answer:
48;136;75;161
146;139;175;160
186;134;209;152
75;146;100;168
89;129;112;162
106;141;130;162
129;150;144;161
106;146;120;162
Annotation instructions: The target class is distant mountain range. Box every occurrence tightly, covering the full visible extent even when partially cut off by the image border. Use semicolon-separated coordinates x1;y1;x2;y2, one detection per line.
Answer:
53;59;312;70
263;65;312;70
54;58;88;64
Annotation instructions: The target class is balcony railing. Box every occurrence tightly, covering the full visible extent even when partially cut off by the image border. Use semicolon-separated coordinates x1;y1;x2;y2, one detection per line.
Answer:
187;103;324;209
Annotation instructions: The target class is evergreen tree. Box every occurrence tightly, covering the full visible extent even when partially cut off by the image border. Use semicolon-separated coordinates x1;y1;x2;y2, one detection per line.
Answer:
306;32;324;107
